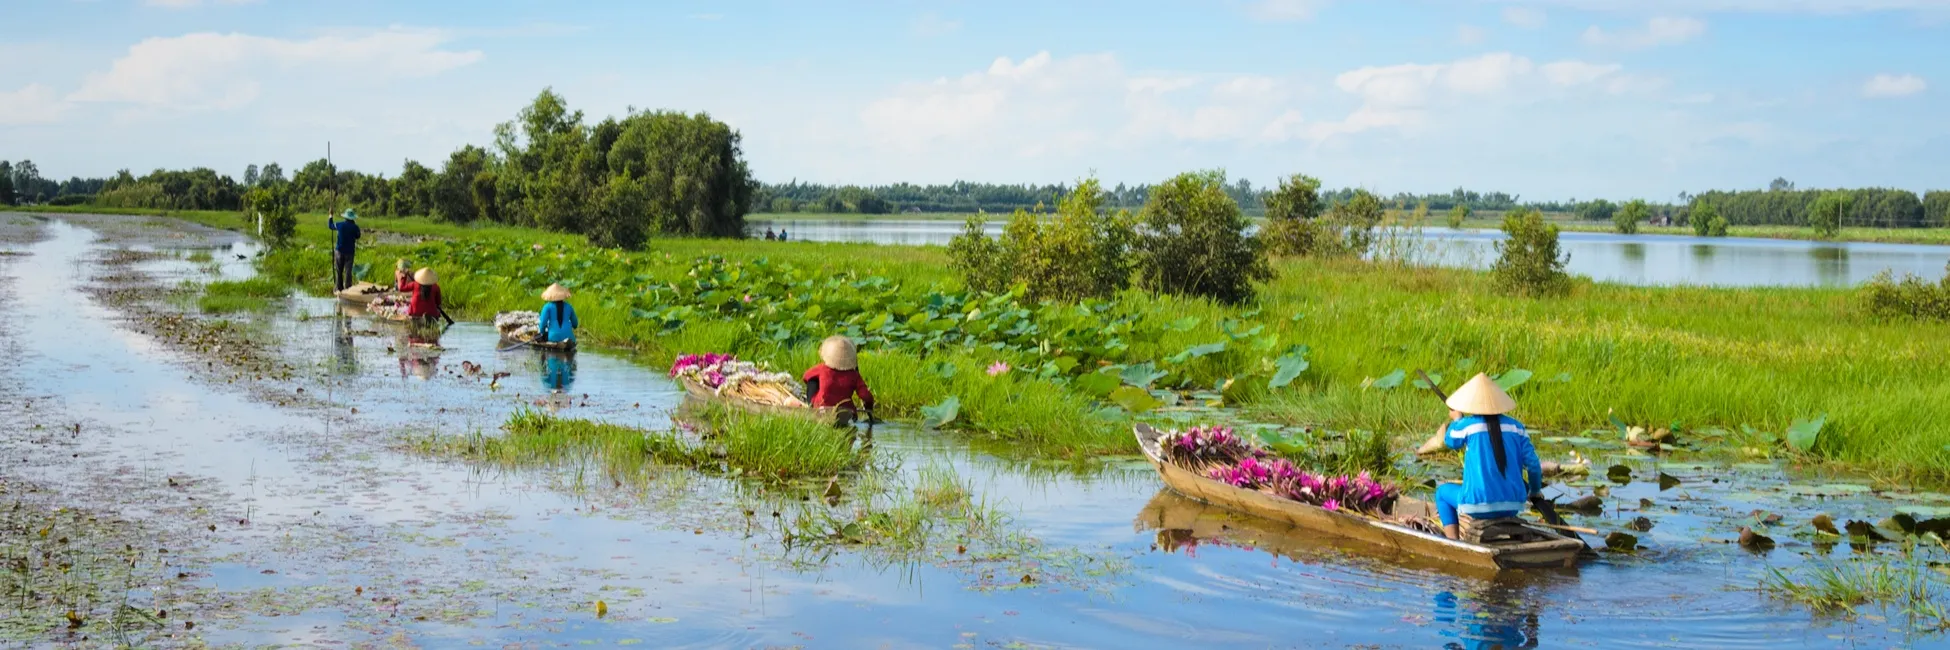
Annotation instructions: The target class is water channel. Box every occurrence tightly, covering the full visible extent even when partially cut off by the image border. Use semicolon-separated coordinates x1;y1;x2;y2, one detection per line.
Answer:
1;213;1944;647
748;219;1950;288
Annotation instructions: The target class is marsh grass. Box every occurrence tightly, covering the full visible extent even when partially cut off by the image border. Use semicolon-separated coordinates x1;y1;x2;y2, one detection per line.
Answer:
701;404;865;479
197;276;290;313
781;464;1002;555
1;497;168;643
183;250;214;263
417;407;860;483
1763;553;1949;630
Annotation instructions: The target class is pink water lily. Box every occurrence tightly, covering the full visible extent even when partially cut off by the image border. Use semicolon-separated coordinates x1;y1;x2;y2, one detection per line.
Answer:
1166;422;1402;516
987;361;1010;376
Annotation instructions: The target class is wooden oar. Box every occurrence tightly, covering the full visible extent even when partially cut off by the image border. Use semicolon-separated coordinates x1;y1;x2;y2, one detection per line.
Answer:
497;335;537;353
1531;521;1599;535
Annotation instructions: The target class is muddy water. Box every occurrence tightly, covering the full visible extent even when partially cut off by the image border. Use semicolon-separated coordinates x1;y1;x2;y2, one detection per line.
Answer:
4;214;1946;648
748;218;1950;288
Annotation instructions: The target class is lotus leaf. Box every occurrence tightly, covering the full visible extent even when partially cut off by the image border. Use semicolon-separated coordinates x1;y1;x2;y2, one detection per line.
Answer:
1785;414;1825;453
921;396;961;429
1109;386;1164;413
1119;363;1169;389
1268;347;1311;389
1370;369;1406;390
1167;341;1228;364
1492;369;1533;391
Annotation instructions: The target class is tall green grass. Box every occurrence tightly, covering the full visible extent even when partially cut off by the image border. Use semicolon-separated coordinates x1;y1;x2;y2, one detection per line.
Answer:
197;276;291;313
419;408;860;482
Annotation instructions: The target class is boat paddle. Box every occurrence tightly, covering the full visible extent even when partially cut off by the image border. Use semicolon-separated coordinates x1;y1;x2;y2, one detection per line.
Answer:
1414;369;1580;533
497;334;537;353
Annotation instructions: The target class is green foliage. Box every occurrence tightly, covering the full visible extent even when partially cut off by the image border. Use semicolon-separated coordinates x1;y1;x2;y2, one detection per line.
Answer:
1785;414;1826;453
0;172;13;205
1615;199;1649;235
198;276;291;313
921;396;961;429
1576;199;1617;223
244;184;298;248
1446;204;1471;229
95;167;242;211
1808;191;1852;239
1926;191;1950;228
1134;171;1272;304
1694;186;1928;228
1261;174;1327;256
1491;207;1570;296
947;178;1135;302
1691;200;1726;237
1323;189;1385;257
1862;263;1950;321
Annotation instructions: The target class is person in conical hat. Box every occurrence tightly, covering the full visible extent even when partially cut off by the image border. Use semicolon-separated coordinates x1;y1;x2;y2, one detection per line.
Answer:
802;335;874;417
393;258;412;289
536;283;578;345
395;267;443;323
1415;373;1542;540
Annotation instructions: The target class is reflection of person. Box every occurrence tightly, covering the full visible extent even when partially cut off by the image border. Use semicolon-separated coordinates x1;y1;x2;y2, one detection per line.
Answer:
1432;587;1540;649
541;352;576;393
803;335;874;415
326;209;360;291
537;283;578;345
332;313;357;375
1415;373;1542;540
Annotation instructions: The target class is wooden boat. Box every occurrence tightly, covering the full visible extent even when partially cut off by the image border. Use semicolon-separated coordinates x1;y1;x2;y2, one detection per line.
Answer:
498;336;576;353
678;376;843;425
335;281;396;305
1134;423;1585;572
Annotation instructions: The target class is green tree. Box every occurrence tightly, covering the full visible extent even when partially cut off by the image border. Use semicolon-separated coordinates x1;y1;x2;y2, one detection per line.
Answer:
432;145;492;223
947;177;1133;302
1447;204;1471;229
1925;191;1950;228
1134;171;1271;304
1260;173;1325;256
1808;190;1851;239
769;197;797;213
1576;199;1617;223
0;173;13;206
1691;200;1721;237
1491;207;1570;296
243;164;259;188
1323;189;1385;257
395;160;436;216
245;185;297;248
1614;199;1649;235
259;163;285;186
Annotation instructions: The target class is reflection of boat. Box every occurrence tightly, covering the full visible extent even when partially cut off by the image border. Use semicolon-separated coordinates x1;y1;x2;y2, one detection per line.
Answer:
334;281;397;305
678;377;844;425
1135;423;1584;572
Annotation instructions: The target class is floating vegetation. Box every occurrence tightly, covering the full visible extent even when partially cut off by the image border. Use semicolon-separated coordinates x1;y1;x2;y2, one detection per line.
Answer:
1763;554;1950;631
0;489;179;645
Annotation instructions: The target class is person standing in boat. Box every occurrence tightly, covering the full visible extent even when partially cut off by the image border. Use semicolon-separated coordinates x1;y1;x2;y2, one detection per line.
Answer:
1415;373;1543;541
327;209;361;291
537;283;578;346
394;267;443;324
803;335;874;418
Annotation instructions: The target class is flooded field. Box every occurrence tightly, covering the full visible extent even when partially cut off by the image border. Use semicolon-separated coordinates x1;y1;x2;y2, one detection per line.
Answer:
3;213;1947;648
748;219;1950;288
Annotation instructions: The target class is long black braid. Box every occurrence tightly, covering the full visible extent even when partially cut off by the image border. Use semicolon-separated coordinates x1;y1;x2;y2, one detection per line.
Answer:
1484;414;1509;474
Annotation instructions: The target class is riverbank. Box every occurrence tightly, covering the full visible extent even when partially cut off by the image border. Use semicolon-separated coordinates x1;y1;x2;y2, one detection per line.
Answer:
14;207;1950;479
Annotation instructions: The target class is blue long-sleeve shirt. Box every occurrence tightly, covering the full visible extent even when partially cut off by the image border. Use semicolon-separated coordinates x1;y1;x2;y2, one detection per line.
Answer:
538;301;577;343
1443;414;1542;517
327;218;361;253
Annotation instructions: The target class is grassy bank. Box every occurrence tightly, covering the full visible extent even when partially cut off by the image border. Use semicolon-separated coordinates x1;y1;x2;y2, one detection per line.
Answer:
25;207;1950;477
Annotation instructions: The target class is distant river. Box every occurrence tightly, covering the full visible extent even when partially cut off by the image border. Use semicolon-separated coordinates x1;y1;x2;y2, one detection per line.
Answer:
747;219;1950;288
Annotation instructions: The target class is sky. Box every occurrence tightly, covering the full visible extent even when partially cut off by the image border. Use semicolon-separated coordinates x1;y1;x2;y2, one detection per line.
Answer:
2;0;1947;202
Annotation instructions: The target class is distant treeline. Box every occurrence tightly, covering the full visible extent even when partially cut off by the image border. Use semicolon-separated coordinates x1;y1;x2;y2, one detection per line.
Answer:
755;181;1561;216
1681;184;1949;228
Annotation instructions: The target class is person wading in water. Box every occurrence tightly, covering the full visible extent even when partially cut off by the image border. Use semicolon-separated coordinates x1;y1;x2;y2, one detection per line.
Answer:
802;335;874;422
1414;373;1543;541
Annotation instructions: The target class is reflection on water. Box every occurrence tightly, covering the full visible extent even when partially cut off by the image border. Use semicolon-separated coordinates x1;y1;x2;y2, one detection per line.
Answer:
540;351;576;393
751;219;1950;288
1435;585;1540;650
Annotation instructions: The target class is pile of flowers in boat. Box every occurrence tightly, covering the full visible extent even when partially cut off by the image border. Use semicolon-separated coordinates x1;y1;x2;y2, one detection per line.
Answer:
1158;425;1402;518
494;311;541;340
670;353;808;407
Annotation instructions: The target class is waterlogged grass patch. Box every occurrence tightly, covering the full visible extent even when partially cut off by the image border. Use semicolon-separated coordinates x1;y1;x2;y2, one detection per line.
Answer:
197;276;291;314
1;495;176;645
415;408;862;483
1763;555;1950;630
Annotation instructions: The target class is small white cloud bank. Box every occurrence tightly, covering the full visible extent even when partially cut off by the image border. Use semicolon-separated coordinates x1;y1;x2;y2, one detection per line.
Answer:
1862;73;1926;98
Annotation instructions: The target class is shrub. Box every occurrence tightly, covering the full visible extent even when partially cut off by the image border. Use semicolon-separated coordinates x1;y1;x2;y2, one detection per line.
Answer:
245;185;297;248
1446;204;1470;229
1862;264;1950;321
1491;207;1570;296
1691;200;1724;237
1808;191;1851;239
1322;189;1385;257
1261;173;1326;256
947;178;1134;302
1614;199;1649;235
1577;199;1617;223
1134;171;1271;304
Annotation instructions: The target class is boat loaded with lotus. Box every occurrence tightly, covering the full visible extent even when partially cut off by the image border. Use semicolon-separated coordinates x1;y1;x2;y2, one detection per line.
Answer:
669;352;845;425
1134;422;1587;572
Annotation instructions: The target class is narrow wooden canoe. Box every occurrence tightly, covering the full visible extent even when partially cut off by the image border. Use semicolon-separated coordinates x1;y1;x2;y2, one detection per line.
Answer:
1134;423;1585;572
335;282;396;305
678;377;841;425
499;336;576;353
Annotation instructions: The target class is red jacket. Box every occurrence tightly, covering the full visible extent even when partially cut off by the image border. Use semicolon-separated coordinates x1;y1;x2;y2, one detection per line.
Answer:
395;279;442;318
802;364;873;409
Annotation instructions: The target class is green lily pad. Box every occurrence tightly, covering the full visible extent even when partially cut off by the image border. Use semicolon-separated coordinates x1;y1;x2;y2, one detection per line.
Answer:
1370;369;1406;390
1785;414;1825;453
1411;371;1444;391
921;396;960;429
1493;368;1533;391
1269;347;1311;389
1074;372;1120;397
1788;483;1872;497
1167;341;1227;364
1120;362;1169;389
1109;386;1164;413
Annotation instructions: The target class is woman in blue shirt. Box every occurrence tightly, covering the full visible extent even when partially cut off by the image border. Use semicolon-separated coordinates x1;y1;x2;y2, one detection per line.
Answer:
537;283;578;345
1416;373;1543;541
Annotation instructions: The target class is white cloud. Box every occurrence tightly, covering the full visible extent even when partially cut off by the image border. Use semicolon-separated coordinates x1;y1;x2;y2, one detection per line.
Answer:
1502;6;1548;28
1457;24;1488;45
1862;73;1927;97
68;29;483;111
1494;0;1950;14
144;0;259;7
0;84;69;125
1248;0;1330;21
911;13;962;37
1305;53;1653;141
1582;16;1706;49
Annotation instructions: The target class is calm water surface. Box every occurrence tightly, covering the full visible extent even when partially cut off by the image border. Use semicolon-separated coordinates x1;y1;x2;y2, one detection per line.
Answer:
750;219;1950;288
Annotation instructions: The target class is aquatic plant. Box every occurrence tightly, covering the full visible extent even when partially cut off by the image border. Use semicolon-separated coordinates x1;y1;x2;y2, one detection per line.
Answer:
1158;425;1261;467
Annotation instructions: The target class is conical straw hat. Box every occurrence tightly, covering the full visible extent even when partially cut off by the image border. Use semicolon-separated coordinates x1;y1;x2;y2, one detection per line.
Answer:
818;335;858;371
541;283;571;301
396;258;409;270
1446;372;1516;415
414;267;437;284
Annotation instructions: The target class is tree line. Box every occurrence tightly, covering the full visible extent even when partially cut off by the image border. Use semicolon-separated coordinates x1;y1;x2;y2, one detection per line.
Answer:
756;180;1562;216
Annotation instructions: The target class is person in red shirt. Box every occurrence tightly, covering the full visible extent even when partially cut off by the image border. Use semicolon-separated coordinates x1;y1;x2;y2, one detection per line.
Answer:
394;267;443;323
803;335;874;418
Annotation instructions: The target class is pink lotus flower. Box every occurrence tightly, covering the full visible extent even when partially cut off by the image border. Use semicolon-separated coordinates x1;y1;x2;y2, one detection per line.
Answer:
532;243;544;251
987;361;1010;376
743;294;753;303
1321;499;1340;512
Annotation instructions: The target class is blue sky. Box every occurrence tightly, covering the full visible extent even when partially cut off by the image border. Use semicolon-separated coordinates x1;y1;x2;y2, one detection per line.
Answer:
2;0;1946;201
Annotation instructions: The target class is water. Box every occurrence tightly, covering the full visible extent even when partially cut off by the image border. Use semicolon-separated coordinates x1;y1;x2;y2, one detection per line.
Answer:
749;219;1950;288
3;214;1945;647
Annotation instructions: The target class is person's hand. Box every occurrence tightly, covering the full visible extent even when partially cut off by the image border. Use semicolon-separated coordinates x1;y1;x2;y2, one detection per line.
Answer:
1448;409;1462;422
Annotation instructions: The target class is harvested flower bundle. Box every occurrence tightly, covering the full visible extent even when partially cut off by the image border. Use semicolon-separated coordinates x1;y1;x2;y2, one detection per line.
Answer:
670;353;810;408
495;310;541;340
1160;425;1402;518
